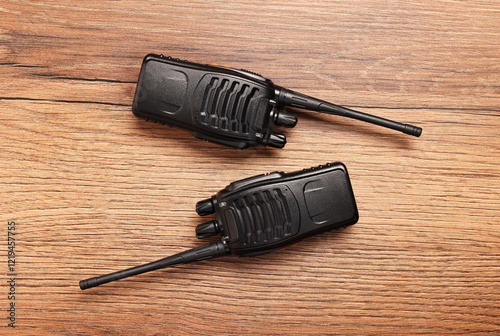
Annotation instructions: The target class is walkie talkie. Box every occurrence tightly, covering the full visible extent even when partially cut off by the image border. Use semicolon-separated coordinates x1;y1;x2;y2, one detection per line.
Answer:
132;54;422;149
80;163;358;289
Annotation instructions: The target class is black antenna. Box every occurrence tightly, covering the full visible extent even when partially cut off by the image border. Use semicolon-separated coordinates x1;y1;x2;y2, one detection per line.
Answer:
79;240;229;290
275;87;422;137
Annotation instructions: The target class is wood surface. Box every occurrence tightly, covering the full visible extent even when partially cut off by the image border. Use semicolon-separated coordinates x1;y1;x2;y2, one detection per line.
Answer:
1;0;499;335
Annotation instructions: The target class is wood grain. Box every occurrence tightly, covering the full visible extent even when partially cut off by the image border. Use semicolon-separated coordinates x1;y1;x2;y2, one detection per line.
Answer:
1;0;499;335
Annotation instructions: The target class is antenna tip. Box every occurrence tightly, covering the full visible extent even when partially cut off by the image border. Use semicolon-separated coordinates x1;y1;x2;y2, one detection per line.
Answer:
79;277;97;290
404;124;422;137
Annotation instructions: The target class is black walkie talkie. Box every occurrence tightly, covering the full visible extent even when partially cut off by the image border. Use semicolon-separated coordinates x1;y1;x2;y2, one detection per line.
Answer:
132;54;422;149
80;163;358;289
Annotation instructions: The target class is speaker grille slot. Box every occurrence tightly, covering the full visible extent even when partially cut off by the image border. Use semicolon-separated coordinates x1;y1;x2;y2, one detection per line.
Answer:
198;76;259;134
231;188;294;246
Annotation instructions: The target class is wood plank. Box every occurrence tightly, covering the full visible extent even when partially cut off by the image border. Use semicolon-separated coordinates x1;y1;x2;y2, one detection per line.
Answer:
1;1;499;334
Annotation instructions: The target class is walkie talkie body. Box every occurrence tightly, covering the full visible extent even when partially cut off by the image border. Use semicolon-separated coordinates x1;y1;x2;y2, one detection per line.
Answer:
80;163;358;289
132;54;281;148
132;54;421;149
195;162;358;256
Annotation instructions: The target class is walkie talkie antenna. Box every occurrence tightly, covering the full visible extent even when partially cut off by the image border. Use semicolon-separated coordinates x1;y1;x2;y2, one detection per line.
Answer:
275;87;422;137
79;240;229;290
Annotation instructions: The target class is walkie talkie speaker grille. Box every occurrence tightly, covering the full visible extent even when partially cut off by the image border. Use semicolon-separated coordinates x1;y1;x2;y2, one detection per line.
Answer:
223;187;300;246
194;75;262;135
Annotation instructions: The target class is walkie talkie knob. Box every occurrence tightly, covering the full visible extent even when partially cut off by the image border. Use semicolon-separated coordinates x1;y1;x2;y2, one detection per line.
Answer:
273;109;297;128
196;198;215;216
196;220;219;239
267;132;287;148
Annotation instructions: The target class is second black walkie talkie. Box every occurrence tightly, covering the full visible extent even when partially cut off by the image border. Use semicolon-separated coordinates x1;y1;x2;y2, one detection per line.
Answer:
132;54;422;149
80;163;358;290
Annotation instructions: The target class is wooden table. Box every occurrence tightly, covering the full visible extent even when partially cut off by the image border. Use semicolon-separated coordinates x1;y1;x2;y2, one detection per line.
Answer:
2;1;499;334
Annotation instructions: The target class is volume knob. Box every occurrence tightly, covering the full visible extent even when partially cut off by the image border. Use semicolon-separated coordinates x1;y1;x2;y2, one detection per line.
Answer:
196;220;220;239
267;132;287;148
273;109;298;128
196;198;216;216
